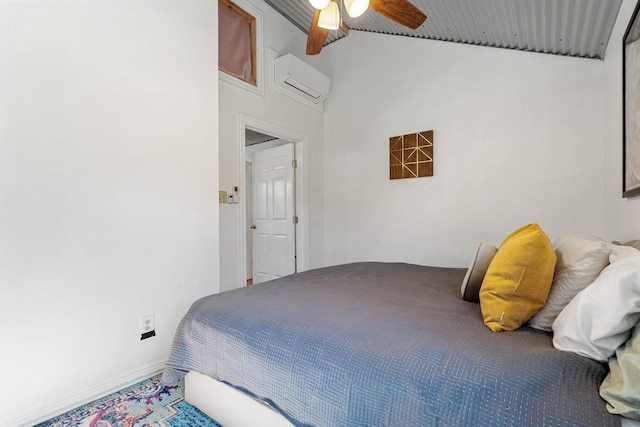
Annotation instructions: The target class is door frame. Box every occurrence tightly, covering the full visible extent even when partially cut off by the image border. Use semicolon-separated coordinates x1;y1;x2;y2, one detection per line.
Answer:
237;114;309;286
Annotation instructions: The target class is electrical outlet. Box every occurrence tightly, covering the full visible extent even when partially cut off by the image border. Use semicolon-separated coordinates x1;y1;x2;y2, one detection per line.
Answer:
140;315;155;340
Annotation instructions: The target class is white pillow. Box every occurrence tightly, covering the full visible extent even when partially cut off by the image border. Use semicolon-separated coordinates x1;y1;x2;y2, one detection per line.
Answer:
527;233;610;331
552;255;640;362
610;243;640;263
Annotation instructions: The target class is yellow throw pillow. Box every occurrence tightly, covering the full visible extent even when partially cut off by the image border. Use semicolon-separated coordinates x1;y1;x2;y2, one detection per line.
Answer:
480;223;557;332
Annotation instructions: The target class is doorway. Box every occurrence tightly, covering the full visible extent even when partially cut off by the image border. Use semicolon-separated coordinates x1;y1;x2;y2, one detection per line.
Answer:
238;115;309;288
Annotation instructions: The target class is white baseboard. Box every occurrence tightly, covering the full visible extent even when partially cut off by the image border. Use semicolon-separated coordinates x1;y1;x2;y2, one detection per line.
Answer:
1;360;165;427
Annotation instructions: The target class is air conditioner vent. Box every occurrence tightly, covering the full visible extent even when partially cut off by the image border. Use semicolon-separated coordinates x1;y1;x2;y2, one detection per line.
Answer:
283;77;322;100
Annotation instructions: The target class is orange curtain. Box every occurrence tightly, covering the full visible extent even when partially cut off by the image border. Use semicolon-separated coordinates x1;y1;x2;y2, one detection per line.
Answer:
219;2;256;85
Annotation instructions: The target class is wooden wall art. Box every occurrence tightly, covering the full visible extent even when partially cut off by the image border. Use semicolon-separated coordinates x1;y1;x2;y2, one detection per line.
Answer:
389;130;433;179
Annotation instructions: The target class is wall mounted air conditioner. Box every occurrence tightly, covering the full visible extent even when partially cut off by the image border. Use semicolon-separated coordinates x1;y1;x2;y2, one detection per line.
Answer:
273;53;330;104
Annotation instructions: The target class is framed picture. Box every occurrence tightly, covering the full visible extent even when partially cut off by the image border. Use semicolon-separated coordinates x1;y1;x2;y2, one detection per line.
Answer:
623;0;640;198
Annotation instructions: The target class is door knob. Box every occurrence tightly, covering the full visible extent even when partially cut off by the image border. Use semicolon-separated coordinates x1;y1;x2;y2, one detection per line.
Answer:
250;224;256;229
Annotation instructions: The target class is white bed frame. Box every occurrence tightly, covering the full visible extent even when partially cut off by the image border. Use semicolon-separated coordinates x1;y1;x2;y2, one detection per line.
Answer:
185;370;640;427
185;371;294;427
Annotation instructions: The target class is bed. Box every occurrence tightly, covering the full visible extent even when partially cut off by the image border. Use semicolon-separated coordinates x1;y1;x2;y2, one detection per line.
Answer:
162;258;639;427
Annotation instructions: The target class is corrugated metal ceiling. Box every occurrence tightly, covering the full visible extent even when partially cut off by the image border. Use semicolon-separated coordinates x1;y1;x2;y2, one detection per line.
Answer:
246;129;278;145
262;0;623;59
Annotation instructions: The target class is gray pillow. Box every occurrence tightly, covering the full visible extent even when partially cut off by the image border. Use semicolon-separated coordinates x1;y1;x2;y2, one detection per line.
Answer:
613;239;640;251
460;243;498;303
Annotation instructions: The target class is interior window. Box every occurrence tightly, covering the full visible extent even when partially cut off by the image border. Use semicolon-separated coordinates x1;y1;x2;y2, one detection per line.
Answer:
219;0;257;86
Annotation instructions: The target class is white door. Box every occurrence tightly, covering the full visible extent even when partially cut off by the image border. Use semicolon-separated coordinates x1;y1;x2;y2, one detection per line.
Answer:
251;143;296;284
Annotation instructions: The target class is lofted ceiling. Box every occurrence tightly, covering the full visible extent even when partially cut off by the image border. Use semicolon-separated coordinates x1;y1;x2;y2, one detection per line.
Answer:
262;0;624;60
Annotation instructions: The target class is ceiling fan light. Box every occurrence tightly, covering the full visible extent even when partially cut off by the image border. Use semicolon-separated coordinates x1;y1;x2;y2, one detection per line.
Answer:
317;1;340;30
345;0;369;18
309;0;330;10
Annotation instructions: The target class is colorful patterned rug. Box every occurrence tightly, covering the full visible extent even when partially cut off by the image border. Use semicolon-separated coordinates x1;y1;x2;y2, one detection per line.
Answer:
35;374;222;427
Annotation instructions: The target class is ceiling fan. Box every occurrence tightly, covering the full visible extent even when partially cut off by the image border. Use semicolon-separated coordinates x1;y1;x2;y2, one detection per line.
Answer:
306;0;427;55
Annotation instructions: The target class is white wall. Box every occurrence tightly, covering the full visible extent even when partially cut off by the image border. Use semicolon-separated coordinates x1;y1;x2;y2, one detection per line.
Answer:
218;0;325;290
603;0;640;240
0;2;219;425
2;0;637;423
322;32;606;268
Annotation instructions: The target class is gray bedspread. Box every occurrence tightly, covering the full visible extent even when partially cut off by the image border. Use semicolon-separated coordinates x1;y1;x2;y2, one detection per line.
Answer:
163;262;621;426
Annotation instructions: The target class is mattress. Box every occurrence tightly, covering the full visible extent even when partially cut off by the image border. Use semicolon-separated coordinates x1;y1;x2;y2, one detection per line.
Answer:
163;262;622;426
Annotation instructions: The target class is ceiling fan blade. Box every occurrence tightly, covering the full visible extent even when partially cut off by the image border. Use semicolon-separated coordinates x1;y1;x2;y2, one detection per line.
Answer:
369;0;427;30
306;9;329;55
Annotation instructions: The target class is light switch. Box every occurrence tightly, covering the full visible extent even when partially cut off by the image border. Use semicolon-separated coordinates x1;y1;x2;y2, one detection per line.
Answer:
219;191;228;204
